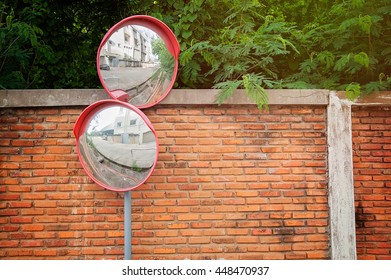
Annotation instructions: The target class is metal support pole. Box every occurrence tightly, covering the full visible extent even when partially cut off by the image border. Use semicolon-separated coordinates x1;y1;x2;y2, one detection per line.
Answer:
124;191;132;260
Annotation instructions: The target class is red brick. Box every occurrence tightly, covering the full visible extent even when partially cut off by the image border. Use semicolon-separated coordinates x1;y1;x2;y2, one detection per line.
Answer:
0;139;11;146
10;124;33;131
22;225;44;231
79;248;104;255
0;240;19;247
8;201;32;208
7;249;34;257
188;237;210;244
34;201;57;208
20;240;44;247
47;193;70;200
252;229;273;235
0;105;331;260
0;194;21;200
21;177;45;184
1;162;20;169
353;107;391;260
153;248;176;254
10;217;33;224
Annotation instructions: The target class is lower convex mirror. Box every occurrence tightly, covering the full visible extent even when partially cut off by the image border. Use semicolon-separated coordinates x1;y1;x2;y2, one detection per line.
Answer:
74;100;158;191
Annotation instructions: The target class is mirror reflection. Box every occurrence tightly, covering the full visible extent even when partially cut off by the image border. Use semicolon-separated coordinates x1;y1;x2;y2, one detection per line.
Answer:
78;105;157;190
98;24;175;107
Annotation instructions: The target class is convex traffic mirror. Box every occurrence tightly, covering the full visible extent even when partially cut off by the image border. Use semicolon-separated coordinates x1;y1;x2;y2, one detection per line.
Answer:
74;100;158;192
75;15;178;192
97;15;180;108
75;15;179;259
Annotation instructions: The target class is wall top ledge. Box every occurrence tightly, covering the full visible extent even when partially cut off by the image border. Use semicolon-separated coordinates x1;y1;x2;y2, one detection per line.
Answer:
336;91;391;106
0;89;329;108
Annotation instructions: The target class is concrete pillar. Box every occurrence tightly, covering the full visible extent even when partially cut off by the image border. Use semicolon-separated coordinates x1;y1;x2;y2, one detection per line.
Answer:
327;92;357;259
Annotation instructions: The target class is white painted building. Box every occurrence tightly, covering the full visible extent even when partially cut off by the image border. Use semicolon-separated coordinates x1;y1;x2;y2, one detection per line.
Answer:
113;108;154;145
99;25;156;67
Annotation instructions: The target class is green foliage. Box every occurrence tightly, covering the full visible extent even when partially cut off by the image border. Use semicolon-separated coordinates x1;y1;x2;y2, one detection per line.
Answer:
131;161;143;173
171;0;298;109
0;0;390;105
346;83;361;100
214;73;272;111
152;0;390;105
1;0;139;89
282;0;391;99
151;38;175;82
0;2;53;88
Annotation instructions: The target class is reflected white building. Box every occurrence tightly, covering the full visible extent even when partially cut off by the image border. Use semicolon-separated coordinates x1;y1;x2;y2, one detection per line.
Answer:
98;108;154;145
100;25;156;68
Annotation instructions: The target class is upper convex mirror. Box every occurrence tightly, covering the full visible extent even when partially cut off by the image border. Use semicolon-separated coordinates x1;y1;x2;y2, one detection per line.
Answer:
97;15;180;109
74;100;158;191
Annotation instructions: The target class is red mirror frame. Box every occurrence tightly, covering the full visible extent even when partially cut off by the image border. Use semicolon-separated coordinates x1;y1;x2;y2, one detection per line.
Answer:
97;15;180;109
73;99;159;192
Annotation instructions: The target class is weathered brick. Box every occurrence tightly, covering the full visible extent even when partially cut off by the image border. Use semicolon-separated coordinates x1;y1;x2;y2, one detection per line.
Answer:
0;240;20;247
352;106;391;260
0;104;330;260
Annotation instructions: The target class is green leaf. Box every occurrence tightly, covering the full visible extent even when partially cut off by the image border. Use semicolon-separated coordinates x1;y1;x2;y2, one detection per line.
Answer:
358;15;372;34
379;73;387;83
179;49;195;66
187;13;198;22
354;52;369;68
194;0;205;7
213;80;242;105
317;51;335;69
299;59;316;73
334;54;351;71
181;23;190;30
345;83;361;100
182;30;193;39
6;14;13;28
201;51;216;68
351;0;365;9
362;81;388;95
339;18;357;31
181;60;202;86
242;74;270;110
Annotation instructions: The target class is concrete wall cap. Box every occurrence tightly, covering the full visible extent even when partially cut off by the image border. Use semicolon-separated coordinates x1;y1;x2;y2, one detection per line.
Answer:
1;89;329;108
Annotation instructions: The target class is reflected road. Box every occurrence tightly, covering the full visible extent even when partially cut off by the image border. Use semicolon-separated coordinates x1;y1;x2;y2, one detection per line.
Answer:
91;137;156;168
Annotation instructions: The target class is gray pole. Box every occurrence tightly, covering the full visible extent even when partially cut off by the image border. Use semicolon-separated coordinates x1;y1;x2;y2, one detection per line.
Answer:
124;191;132;260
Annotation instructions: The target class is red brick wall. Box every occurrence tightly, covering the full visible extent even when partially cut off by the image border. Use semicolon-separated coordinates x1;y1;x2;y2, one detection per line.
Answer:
0;105;329;259
352;106;391;260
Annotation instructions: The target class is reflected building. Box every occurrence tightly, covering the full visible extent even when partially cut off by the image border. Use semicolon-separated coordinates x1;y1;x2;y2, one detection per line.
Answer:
100;25;156;68
99;108;154;145
78;105;157;190
98;24;175;107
